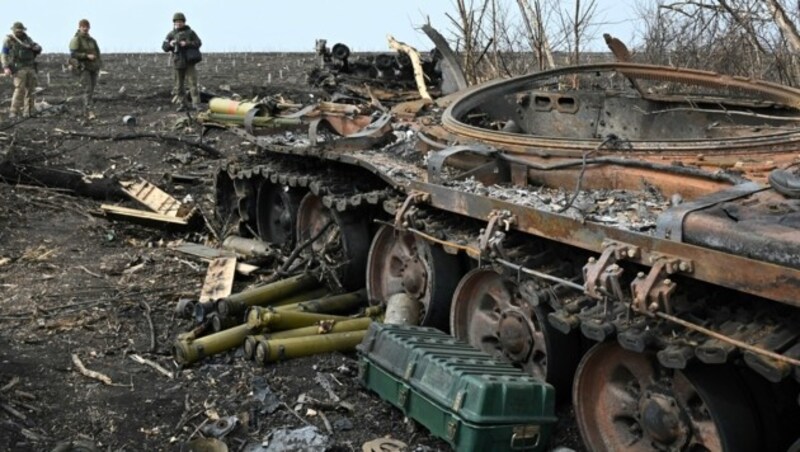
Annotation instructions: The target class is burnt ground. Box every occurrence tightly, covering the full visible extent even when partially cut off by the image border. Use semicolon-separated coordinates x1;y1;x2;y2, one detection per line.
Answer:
0;53;583;451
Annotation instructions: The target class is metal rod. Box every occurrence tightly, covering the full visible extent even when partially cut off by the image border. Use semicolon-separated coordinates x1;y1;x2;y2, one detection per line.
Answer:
495;258;585;291
655;311;800;367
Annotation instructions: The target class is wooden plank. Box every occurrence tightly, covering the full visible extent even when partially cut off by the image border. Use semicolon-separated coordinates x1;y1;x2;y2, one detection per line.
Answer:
199;257;237;303
100;204;189;225
120;179;184;217
170;243;259;275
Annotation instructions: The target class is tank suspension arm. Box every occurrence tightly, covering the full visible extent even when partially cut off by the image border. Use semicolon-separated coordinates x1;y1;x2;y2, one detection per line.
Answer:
397;225;585;291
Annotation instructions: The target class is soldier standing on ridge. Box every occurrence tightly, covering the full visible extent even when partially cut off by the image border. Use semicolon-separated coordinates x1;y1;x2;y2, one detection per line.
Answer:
162;12;202;111
69;18;102;120
2;22;42;119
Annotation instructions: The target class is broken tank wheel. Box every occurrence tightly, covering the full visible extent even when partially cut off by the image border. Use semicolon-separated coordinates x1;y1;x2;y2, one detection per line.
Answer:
295;192;370;290
366;225;462;331
450;268;581;393
255;180;305;248
573;342;761;452
214;168;239;233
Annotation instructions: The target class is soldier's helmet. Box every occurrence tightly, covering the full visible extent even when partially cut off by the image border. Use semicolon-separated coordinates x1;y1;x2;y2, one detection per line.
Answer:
79;19;90;28
172;12;186;22
11;22;26;32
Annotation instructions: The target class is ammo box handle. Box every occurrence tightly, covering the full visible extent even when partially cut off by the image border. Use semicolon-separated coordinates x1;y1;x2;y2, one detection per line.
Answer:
510;425;541;450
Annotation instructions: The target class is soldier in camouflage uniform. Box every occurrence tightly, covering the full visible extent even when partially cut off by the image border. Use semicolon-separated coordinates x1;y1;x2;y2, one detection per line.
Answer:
69;19;102;120
161;12;202;111
2;22;42;119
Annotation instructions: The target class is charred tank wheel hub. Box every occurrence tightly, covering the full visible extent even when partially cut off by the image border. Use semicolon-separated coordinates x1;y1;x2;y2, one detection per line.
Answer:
296;192;370;290
497;310;533;361
367;225;460;329
638;391;688;448
401;255;428;300
451;269;548;375
574;342;761;452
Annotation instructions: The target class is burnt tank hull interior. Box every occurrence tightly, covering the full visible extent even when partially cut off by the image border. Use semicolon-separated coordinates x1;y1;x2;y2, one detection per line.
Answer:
212;62;800;451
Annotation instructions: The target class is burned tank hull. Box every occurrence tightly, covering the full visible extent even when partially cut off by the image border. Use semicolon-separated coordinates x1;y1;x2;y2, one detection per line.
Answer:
212;62;800;451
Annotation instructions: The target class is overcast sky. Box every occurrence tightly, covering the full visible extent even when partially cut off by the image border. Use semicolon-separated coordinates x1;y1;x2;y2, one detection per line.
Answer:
1;1;637;53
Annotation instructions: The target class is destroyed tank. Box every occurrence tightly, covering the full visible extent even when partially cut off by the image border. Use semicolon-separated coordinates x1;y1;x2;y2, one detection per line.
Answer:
211;61;800;451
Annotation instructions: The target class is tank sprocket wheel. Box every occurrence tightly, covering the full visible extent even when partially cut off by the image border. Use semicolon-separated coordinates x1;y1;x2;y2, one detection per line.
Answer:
366;224;461;330
573;341;761;452
255;180;305;248
296;192;370;290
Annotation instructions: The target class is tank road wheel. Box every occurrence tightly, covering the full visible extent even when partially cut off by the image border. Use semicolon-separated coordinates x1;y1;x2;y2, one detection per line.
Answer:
255;181;305;248
366;225;461;330
450;268;580;391
574;342;760;452
296;193;370;290
214;168;239;233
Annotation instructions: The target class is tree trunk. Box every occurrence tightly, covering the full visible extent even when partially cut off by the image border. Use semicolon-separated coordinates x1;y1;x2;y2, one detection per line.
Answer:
0;162;124;200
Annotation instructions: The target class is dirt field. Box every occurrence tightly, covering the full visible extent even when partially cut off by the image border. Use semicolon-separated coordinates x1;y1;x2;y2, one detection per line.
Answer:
0;53;583;451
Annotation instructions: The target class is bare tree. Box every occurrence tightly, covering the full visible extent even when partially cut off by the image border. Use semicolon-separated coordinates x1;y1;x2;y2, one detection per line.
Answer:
552;0;599;66
516;0;556;70
634;0;800;85
442;0;601;82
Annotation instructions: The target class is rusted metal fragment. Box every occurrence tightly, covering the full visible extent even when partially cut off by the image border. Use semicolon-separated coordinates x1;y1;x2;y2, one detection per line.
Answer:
682;191;800;269
421;24;468;93
655;182;766;241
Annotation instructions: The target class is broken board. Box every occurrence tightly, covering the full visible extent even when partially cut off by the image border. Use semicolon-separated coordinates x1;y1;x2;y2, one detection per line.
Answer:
171;242;258;276
120;179;187;217
199;256;237;303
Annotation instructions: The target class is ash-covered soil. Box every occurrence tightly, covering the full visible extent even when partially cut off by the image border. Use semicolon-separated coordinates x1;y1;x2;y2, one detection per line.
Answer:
0;53;583;451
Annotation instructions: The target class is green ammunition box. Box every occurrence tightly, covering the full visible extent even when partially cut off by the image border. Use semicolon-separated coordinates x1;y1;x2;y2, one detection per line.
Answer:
358;323;556;452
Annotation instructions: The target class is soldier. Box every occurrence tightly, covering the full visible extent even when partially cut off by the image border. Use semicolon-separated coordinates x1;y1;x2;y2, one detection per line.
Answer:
69;19;101;120
1;22;42;119
161;12;202;111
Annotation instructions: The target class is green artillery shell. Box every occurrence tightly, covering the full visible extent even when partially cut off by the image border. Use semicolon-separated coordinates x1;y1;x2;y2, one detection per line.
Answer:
270;287;330;307
267;316;374;341
204;112;301;127
216;274;321;318
275;289;366;314
253;336;272;365
173;324;253;366
245;307;349;331
243;334;267;360
255;330;367;364
209;313;238;333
